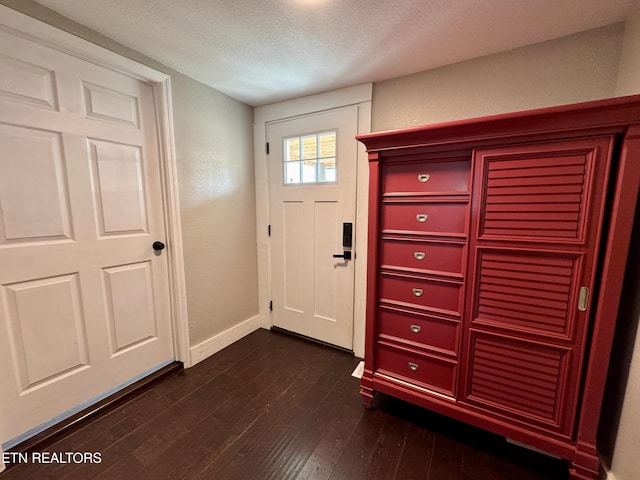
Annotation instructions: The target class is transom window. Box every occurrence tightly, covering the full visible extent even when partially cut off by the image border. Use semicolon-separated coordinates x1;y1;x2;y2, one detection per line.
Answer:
284;131;336;184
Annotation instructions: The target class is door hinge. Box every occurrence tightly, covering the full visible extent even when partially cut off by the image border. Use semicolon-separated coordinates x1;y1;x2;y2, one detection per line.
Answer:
268;224;271;237
269;300;273;312
266;142;270;154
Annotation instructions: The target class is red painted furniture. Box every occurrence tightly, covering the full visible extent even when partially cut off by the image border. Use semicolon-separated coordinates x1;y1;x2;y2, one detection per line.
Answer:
356;95;640;480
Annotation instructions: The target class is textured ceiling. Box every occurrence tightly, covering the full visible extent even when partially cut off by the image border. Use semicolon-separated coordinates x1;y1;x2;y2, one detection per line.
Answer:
35;0;640;106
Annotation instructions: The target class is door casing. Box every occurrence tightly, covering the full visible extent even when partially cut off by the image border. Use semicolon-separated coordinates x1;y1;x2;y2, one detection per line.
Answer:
253;85;373;357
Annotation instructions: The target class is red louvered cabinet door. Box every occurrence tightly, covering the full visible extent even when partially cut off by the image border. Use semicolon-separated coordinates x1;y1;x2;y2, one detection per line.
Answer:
461;137;614;437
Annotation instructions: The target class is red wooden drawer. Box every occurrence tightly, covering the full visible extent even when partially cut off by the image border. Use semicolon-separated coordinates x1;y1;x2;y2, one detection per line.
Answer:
380;239;464;276
378;307;459;355
376;342;457;396
381;202;467;235
382;160;471;195
380;274;462;316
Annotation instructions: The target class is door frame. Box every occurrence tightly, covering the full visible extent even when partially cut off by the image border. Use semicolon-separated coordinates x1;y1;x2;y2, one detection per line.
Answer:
253;85;372;357
0;5;190;375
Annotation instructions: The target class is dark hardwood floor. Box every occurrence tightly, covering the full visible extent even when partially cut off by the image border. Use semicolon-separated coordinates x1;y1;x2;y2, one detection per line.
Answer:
2;329;568;479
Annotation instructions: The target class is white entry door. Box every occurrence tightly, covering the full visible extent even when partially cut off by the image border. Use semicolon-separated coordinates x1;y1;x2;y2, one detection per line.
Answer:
0;28;174;445
268;107;358;350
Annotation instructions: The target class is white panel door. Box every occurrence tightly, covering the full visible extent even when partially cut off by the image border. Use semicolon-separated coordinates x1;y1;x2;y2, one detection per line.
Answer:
268;107;358;349
0;28;174;445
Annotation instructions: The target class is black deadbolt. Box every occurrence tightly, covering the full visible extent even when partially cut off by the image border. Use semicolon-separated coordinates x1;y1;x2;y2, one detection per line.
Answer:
152;241;166;251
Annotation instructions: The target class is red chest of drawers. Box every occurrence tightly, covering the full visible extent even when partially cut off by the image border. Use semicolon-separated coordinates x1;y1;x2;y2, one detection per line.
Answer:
356;96;640;480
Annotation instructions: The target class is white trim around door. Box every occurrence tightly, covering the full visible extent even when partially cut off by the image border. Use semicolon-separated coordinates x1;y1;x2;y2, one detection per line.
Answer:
253;84;372;358
0;5;190;371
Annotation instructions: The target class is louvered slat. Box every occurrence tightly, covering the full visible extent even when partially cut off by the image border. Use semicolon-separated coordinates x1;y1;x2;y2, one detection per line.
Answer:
474;251;576;334
480;152;588;240
468;334;564;422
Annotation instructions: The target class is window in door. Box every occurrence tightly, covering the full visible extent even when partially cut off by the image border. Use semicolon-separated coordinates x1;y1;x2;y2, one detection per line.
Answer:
284;130;336;184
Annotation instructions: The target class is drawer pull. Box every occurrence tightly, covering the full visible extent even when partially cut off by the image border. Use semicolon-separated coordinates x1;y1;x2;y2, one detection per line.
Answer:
412;288;424;297
408;362;419;371
410;324;421;333
416;214;428;223
413;251;425;260
417;174;431;183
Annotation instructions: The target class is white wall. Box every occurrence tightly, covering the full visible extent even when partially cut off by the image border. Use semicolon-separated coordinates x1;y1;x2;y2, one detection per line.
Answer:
372;24;623;131
616;11;640;96
172;75;258;348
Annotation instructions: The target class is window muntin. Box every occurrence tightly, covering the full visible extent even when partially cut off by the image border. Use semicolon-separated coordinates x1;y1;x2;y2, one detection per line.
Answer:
284;131;336;184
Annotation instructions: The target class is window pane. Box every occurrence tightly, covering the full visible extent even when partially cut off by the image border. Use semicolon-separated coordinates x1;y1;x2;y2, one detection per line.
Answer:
285;161;301;184
282;130;337;185
302;135;317;160
285;137;300;161
302;160;317;183
318;157;336;182
319;132;336;158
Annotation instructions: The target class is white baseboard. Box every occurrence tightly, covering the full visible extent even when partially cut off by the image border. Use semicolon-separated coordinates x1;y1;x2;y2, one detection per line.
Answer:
189;315;261;366
352;361;364;379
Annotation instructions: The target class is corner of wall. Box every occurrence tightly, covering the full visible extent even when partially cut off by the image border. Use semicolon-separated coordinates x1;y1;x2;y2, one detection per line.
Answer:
189;315;262;366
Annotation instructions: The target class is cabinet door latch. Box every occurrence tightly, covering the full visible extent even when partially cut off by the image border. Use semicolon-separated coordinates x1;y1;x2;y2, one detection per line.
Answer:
578;287;589;312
